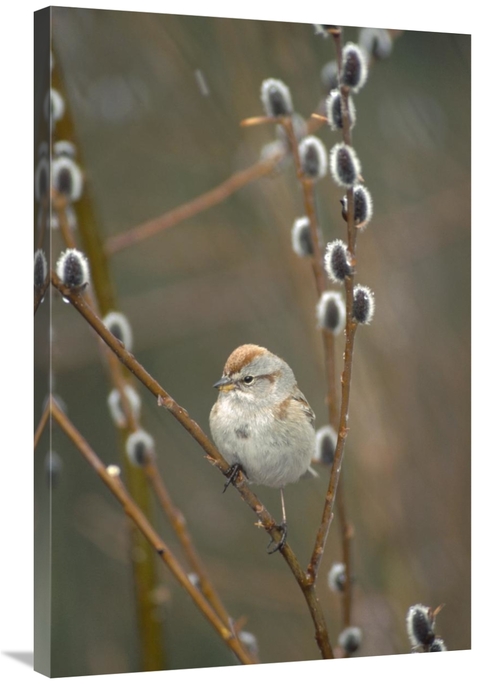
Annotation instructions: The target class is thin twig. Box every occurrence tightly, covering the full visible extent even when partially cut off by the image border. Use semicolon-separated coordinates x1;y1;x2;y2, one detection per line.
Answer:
52;190;78;250
308;302;357;582
307;30;359;596
34;399;51;450
105;156;280;255
50;398;255;665
335;482;353;627
278;117;347;590
143;457;235;632
279;117;338;424
50;272;334;659
104;113;327;257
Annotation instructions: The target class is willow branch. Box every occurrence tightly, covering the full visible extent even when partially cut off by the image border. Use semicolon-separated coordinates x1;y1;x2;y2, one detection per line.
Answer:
34;399;51;450
307;29;359;592
143;458;234;632
308;290;357;582
280;117;339;427
335;483;354;627
50;398;255;665
105;156;280;255
50;272;334;659
105;112;327;257
279;118;347;587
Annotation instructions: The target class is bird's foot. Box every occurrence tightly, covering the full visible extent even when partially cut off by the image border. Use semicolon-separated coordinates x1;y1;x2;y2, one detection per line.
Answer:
222;463;244;493
267;521;288;554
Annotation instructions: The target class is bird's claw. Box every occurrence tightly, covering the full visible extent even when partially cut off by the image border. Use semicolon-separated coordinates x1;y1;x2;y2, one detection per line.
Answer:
222;464;243;493
267;521;288;554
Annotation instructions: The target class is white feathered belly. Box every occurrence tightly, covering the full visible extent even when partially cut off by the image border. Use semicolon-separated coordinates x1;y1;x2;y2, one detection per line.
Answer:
210;400;314;489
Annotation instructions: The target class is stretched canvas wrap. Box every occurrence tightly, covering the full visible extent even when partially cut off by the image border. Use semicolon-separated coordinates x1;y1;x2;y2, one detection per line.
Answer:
34;6;471;678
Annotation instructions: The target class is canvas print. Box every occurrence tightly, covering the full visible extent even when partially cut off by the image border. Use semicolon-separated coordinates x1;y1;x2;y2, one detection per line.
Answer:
34;6;471;677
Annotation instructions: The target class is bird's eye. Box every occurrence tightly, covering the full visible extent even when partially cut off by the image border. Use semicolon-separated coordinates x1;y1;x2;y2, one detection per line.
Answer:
243;375;254;385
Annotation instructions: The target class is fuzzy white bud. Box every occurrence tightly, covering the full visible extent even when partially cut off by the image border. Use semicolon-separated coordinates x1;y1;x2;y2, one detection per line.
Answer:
107;385;141;428
45;88;65;125
359;28;393;60
352;285;375;325
341;184;373;228
291;217;314;257
324;239;353;283
321;61;339;93
103;311;133;352
341;42;368;92
34;250;48;290
327;562;346;592
316;291;345;335
52;156;84;202
260;78;294;118
338;626;362;654
325;90;356;131
314;425;338;466
125;429;155;467
330;143;362;188
406;604;436;648
298;135;328;180
56;248;89;289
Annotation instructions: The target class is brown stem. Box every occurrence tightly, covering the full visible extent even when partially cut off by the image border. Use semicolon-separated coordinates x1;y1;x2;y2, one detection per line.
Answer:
308;309;357;582
99;338;235;633
301;180;327;292
280;118;349;592
143;458;233;631
50;398;255;665
105;156;280;255
104;111;327;257
327;31;358;625
280;119;338;422
34;399;51;450
306;34;358;638
50;272;334;659
335;481;353;628
302;181;339;424
52;190;78;249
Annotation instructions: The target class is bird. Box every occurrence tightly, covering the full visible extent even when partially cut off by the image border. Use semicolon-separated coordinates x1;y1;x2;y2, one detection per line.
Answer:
209;344;316;552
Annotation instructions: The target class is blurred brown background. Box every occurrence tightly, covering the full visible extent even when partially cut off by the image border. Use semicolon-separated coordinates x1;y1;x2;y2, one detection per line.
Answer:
34;7;470;676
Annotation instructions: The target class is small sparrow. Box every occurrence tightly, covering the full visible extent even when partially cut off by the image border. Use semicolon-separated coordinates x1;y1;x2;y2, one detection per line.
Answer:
209;344;317;552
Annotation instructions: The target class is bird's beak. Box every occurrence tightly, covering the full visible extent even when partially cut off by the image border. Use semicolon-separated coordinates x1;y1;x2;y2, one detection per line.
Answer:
213;376;236;392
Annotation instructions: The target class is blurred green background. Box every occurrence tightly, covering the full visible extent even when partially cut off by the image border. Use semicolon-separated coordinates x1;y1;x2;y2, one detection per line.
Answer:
34;7;470;676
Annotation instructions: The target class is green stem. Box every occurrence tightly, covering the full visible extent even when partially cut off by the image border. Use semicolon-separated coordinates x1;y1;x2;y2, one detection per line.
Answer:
51;49;166;671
